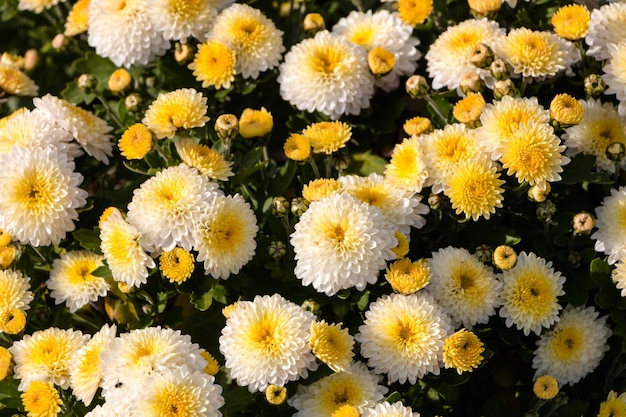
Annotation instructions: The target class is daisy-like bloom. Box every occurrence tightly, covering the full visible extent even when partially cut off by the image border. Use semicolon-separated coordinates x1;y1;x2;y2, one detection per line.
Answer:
598;391;626;417
612;259;626;297
549;93;584;127
209;3;284;79
499;121;569;190
64;0;90;36
493;245;517;270
444;157;505;221
99;207;156;288
46;250;109;313
278;30;375;120
88;0;169;68
532;305;612;386
284;133;311;161
403;116;433;136
143;88;209;139
397;0;433;26
0;308;26;334
593;187;626;265
0;269;33;314
175;137;234;181
551;4;590;41
356;292;452;384
442;329;485;374
428;246;501;328
69;324;117;406
0;62;38;96
384;135;429;194
290;193;397;296
302;178;344;202
159;247;195;284
193;193;258;279
21;380;62;417
302;121;352;155
332;9;421;92
585;2;626;61
426;18;504;91
239;107;273;139
189;40;236;89
603;40;626;116
309;320;355;373
34;94;114;163
563;99;626;174
493;28;580;80
9;327;89;391
368;47;396;76
126;164;220;253
0;146;87;247
265;385;287;405
148;0;224;42
385;258;431;295
219;294;317;393
533;375;559;400
134;366;224;417
288;361;388;417
499;252;565;336
118;123;153;160
362;401;421;417
453;93;486;127
18;0;65;13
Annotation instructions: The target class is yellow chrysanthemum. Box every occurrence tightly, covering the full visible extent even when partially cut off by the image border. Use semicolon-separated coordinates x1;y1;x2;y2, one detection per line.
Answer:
598;391;626;417
118;123;153;160
453;93;486;127
385;258;431;295
0;346;12;380
18;0;61;13
391;231;410;259
533;375;559;400
283;133;311;161
142;88;210;139
239;107;273;139
302;178;343;202
398;0;433;26
368;47;396;76
384;135;429;193
201;351;220;376
302;121;352;155
493;245;517;270
0;229;13;246
551;4;590;40
0;246;17;269
0;62;38;96
175;137;234;181
0;308;26;334
108;68;132;94
332;404;360;417
64;0;90;36
309;320;355;373
159;247;195;284
21;380;62;417
549;93;584;127
468;0;502;17
265;385;287;405
1;53;25;69
443;329;485;374
189;40;236;89
403;116;433;136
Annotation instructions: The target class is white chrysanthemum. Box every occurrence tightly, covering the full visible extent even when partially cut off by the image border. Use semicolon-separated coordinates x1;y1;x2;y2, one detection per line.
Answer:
126;164;220;254
338;173;429;235
142;88;210;139
219;294;317;392
384;135;429;194
18;0;65;13
9;327;89;391
34;94;114;163
148;0;226;42
356;292;452;384
592;186;626;265
425;18;504;91
100;326;207;403
332;9;420;92
612;259;626;297
134;366;224;417
498;252;565;336
604;40;626;116
99;207;156;288
563;99;626;174
362;402;421;417
585;1;626;61
0;146;87;247
288;362;388;417
428;246;501;329
532;305;612;386
46;250;109;313
88;0;170;68
69;324;117;406
278;30;375;120
84;403;125;417
193;193;258;279
0;269;33;312
291;193;397;296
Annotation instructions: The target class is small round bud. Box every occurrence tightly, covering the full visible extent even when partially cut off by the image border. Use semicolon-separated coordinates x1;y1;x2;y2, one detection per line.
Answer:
493;245;517;270
536;200;557;223
271;196;290;218
332;151;351;171
265;385;287;405
215;114;239;141
268;241;287;260
549;93;584;128
406;75;430;98
533;375;560;400
584;74;606;97
489;58;511;80
469;43;494;69
0;346;12;381
403;116;433;136
108;68;132;95
572;211;594;235
239;107;273;139
290;197;310;217
77;73;97;92
301;299;321;315
125;93;142;112
468;0;503;18
568;251;581;268
493;79;517;100
428;193;448;210
459;71;485;95
174;42;195;64
0;308;26;334
51;33;66;50
474;244;493;263
0;246;18;269
606;142;625;162
368;47;396;76
528;183;550;202
303;13;325;33
23;49;39;71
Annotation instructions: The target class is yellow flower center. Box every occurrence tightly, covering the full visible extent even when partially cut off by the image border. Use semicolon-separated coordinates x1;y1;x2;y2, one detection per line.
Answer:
348;25;375;47
250;312;284;356
509;271;555;317
153;384;195;417
550;326;583;361
398;0;434;26
0;308;26;334
167;0;203;18
320;378;362;413
21;380;62;417
14;169;56;214
159;248;195;284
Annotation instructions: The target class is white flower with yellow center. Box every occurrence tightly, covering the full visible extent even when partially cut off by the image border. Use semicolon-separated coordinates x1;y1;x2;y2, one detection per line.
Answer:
142;88;210;139
0;269;33;319
219;294;317;392
384;135;429;194
309;320;355;373
498;252;565;336
586;1;626;61
0;146;87;247
0;62;38;96
291;193;397;296
278;30;375;120
362;401;421;417
175;137;234;180
604;40;626;116
592;186;626;265
148;0;228;42
356;292;452;384
532;305;612;386
18;0;65;13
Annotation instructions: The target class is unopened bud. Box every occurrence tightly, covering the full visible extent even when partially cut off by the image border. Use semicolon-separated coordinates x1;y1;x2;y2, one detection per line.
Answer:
303;13;325;33
301;299;321;315
174;42;195;65
125;93;142;112
528;183;550;202
215;114;239;141
536;200;557;223
474;244;492;263
584;74;605;97
108;68;132;95
51;34;66;50
572;211;595;235
271;196;290;218
493;245;517;270
459;71;484;95
268;241;287;260
368;47;396;76
77;73;97;92
23;49;39;71
428;193;448;210
493;78;517;99
490;58;511;80
468;0;503;18
290;197;310;217
406;75;430;98
469;43;494;69
606;142;625;162
332;151;351;171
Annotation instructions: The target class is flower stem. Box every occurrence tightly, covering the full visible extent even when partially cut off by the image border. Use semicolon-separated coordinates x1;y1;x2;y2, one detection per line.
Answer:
423;95;448;125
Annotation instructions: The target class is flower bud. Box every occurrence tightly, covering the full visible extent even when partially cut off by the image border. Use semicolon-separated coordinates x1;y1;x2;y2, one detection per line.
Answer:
536;200;556;223
271;196;290;218
489;58;511;80
174;42;195;65
332;151;351;171
403;116;433;136
428;193;448;210
468;0;502;18
268;241;287;260
549;93;584;128
572;211;594;234
528;183;550;202
568;251;581;268
493;245;517;270
584;74;605;97
0;346;12;381
125;93;142;112
459;71;484;95
265;385;287;405
406;75;430;98
469;43;494;69
51;33;66;50
474;244;492;263
493;79;517;100
303;13;325;33
368;47;396;76
77;73;97;92
215;114;239;141
301;299;321;315
239;107;273;139
606;142;625;162
0;246;18;269
290;197;310;217
533;375;560;400
108;68;132;95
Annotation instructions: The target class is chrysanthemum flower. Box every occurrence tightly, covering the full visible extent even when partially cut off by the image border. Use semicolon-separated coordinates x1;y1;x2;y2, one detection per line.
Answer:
612;260;626;297
69;324;117;406
362;401;421;417
64;0;90;36
453;93;486;126
0;269;33;314
533;375;559;400
0;62;38;96
499;252;565;336
99;207;156;288
0;308;26;334
356;292;452;384
443;329;485;374
288;361;388;417
18;0;64;13
549;93;584;127
493;245;517;270
302;121;351;155
0;146;87;247
127;164;220;254
290;193;397;296
592;187;626;265
209;3;284;79
143;88;209;139
21;380;62;417
219;294;317;392
403;116;433;136
391;232;410;259
532;305;612;386
265;385;287;405
368;47;396;76
0;346;12;380
175;137;233;181
201;351;220;376
585;2;626;61
302;178;344;202
10;327;89;391
239;107;273;139
34;94;114;163
468;0;502;18
385;258;431;295
562;99;626;174
397;0;433;26
193;193;258;279
118;123;153;160
426;18;504;91
309;320;355;373
189;40;236;89
283;133;311;161
551;4;590;41
88;0;170;68
46;250;109;313
148;0;224;42
159;247;195;284
384;135;429;194
278;30;375;120
598;391;626;417
603;40;626;115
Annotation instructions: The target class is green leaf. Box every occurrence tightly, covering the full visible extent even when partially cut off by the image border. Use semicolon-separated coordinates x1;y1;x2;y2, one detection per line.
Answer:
350;151;387;176
72;228;101;252
211;283;228;305
0;378;21;409
385;391;402;403
91;264;112;278
268;161;297;196
357;291;370;311
190;289;213;311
